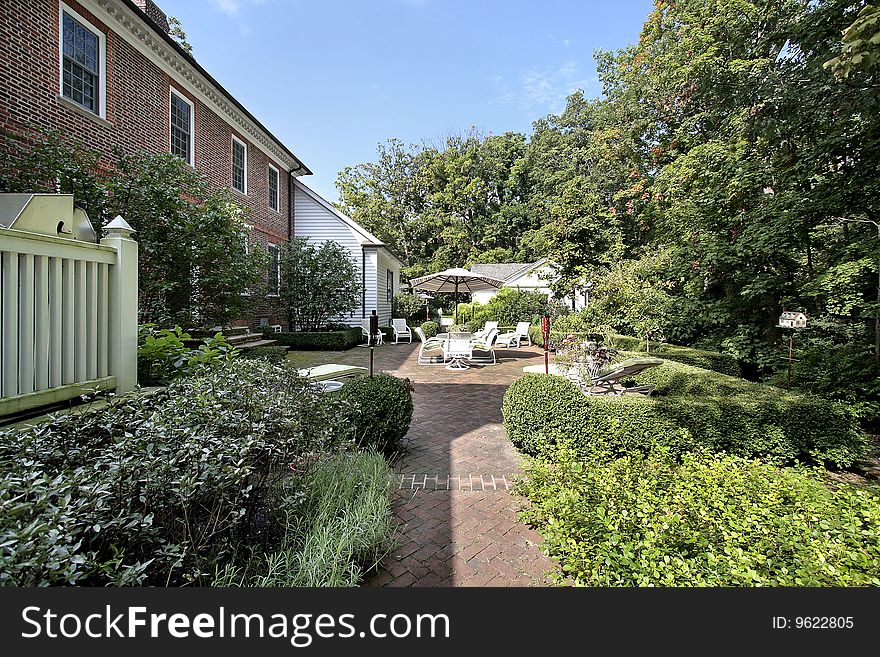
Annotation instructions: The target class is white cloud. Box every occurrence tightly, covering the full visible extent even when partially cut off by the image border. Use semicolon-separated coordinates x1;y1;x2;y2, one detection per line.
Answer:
562;39;570;47
209;0;241;16
492;61;597;114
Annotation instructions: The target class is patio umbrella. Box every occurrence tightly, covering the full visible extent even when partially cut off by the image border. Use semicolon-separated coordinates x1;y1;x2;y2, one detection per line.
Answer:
408;268;505;325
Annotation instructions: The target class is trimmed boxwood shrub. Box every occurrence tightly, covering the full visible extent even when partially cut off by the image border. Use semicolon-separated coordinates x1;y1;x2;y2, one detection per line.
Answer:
335;374;414;454
502;372;866;467
633;358;781;398
520;447;880;586
611;334;740;376
421;321;439;338
271;327;362;351
239;345;289;363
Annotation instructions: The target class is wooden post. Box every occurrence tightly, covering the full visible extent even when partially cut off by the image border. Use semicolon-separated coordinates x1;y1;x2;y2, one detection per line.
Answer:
542;314;550;375
101;216;138;393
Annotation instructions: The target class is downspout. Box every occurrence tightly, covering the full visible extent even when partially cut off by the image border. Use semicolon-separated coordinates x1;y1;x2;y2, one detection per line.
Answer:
287;171;293;330
362;246;367;319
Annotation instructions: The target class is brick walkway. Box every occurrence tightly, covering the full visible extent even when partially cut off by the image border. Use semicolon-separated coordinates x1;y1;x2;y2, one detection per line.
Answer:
288;340;559;586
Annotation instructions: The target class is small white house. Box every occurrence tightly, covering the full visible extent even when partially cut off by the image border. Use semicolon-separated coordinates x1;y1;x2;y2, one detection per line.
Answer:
468;259;588;310
294;179;402;327
778;311;808;329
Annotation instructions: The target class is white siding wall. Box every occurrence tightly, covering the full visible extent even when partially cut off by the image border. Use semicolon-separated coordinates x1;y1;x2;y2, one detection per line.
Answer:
376;248;400;326
363;248;379;324
294;189;364;326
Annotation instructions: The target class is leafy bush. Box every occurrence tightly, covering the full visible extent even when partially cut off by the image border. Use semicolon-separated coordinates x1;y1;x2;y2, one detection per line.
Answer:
0;360;340;586
137;324;236;384
470;289;549;327
520;447;880;586
503;371;867;467
393;292;424;320
238;345;289;363
420;321;439;338
768;341;880;422
212;450;394;586
335;374;414;454
278;238;361;331
270;328;363;351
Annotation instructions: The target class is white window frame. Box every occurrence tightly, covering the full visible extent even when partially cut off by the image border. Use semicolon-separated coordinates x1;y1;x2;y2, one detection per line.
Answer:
231;134;248;195
169;88;195;166
267;242;280;297
59;2;107;118
268;164;280;212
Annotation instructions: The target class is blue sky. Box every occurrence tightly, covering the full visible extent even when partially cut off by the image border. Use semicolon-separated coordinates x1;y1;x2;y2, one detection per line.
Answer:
160;0;655;201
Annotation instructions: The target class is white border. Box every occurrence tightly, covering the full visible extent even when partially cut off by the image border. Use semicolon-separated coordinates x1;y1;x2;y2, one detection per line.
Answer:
169;87;195;166
266;242;280;297
59;2;107;118
267;163;280;213
231;134;248;195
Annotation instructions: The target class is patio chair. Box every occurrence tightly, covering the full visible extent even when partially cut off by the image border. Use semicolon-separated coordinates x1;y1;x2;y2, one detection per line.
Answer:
582;357;663;396
443;335;473;370
470;328;498;364
439;316;454;330
471;320;499;340
391;318;412;344
496;321;532;348
361;318;383;346
415;327;446;365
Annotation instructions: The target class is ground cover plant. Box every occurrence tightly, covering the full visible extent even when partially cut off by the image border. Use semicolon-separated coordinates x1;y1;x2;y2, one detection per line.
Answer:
0;360;398;586
519;446;880;586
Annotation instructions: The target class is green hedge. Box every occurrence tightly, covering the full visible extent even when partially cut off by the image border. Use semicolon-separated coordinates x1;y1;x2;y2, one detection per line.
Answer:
611;335;740;376
502;371;866;467
270;328;363;351
633;358;781;398
519;447;880;586
239;345;289;363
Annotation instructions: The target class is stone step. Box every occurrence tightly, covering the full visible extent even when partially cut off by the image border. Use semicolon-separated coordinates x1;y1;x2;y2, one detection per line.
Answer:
236;339;280;350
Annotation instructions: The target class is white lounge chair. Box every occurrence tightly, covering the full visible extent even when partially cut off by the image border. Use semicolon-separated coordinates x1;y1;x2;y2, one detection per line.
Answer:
439;316;454;331
470;328;498;364
391;318;412;344
471;320;499;340
361;318;383;346
497;322;532;347
415;327;445;365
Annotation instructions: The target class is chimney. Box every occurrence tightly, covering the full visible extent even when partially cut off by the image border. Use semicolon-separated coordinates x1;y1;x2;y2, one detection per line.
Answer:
132;0;170;34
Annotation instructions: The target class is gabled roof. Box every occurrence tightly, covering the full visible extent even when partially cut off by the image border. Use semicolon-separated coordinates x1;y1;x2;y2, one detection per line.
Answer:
469;259;552;283
294;179;383;245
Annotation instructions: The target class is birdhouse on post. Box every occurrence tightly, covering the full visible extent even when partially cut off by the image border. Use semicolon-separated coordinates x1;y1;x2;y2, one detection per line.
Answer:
777;311;808;329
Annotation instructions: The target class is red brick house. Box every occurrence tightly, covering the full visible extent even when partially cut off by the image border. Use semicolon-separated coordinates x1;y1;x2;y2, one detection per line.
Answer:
0;0;311;328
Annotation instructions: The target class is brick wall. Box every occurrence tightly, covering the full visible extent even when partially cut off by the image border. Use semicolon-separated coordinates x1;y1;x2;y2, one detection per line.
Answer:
0;0;294;328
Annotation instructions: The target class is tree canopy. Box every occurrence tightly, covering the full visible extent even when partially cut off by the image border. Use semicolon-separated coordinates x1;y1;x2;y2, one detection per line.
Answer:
337;0;880;381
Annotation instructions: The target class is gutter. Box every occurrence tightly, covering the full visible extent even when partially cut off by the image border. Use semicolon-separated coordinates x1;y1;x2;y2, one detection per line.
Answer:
362;246;367;319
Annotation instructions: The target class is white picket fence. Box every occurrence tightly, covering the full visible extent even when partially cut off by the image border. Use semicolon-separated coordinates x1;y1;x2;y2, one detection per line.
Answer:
0;217;137;417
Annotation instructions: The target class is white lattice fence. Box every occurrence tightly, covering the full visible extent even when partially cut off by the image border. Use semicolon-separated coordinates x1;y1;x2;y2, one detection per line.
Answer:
0;198;137;417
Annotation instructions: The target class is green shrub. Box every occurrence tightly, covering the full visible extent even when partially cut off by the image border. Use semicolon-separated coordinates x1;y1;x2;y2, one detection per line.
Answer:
138;324;237;384
502;371;866;467
471;289;549;327
0;360;340;586
335;374;414;454
271;328;363;351
611;335;740;376
634;358;780;398
212;450;395;587
421;321;439;338
392;292;424;321
503;374;696;459
519;447;880;586
238;345;289;363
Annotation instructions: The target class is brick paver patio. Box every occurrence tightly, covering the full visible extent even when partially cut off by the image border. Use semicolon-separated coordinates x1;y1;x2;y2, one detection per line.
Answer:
288;340;559;586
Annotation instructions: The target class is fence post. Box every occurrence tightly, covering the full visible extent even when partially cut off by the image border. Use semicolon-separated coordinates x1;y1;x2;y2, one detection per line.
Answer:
101;216;138;393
